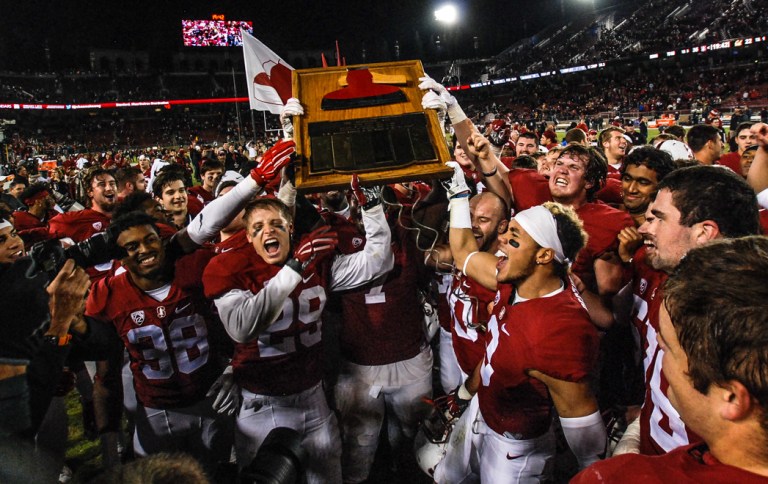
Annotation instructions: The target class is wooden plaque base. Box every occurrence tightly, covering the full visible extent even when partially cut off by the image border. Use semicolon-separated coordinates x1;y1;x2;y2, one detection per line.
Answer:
292;60;452;193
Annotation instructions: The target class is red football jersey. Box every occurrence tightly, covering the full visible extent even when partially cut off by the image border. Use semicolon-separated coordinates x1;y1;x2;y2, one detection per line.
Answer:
595;175;624;205
213;229;249;254
447;272;493;374
572;443;768;483
188;185;215;205
48;208;110;242
628;247;702;455
203;245;328;396
12;210;51;248
478;282;599;439
507;168;552;215
86;249;221;409
717;152;743;176
572;202;634;292
49;208;115;280
336;223;425;366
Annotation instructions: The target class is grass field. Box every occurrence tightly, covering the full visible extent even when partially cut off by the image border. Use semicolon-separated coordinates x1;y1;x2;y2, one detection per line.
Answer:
64;393;104;483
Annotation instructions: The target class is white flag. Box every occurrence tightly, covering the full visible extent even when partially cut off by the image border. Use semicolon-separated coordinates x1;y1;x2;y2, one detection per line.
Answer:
241;29;293;114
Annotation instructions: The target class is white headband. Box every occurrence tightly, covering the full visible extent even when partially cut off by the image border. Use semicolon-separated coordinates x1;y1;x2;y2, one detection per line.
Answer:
0;219;12;231
514;205;567;264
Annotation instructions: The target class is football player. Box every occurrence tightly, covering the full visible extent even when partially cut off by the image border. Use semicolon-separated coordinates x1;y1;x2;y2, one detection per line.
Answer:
202;176;394;484
433;163;605;482
574;237;768;482
87;140;295;471
612;165;760;457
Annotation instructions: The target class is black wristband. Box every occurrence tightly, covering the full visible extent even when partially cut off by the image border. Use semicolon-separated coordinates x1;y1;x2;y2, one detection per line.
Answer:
285;258;304;274
361;198;381;211
481;167;498;177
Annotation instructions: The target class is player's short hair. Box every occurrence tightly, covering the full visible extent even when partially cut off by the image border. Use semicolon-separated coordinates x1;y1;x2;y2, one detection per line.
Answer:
152;169;186;195
109;211;160;241
518;131;538;142
113;192;156;220
598;126;625;146
664;125;686;140
199;159;224;175
115;167;142;191
243;197;293;226
657;165;760;237
734;121;755;137
564;128;587;145
557;144;607;201
663;236;768;433
511;155;538;169
19;183;51;207
8;178;28;189
686;124;720;152
621;146;676;183
542;201;588;279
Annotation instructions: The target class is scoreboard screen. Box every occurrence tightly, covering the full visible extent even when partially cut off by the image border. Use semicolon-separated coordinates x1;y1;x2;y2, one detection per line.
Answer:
182;20;253;47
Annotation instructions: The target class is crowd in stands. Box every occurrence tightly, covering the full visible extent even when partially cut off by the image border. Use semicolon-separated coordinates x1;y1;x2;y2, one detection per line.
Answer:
491;0;768;78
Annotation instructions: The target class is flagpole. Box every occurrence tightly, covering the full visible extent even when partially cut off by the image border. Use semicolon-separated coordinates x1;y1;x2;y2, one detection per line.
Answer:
231;65;244;145
250;109;257;143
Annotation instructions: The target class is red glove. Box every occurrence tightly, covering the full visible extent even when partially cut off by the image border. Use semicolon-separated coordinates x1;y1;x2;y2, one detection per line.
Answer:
250;139;295;186
433;384;471;421
350;174;382;210
292;226;338;274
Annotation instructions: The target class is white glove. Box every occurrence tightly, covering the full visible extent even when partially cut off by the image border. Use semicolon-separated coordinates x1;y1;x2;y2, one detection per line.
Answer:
206;366;240;416
280;98;304;140
418;75;466;124
418;75;450;101
612;417;641;456
421;91;447;126
444;161;470;199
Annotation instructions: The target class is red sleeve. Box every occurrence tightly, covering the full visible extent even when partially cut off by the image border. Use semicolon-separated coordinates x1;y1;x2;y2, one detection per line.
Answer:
508;169;552;212
596;176;623;205
202;248;261;299
718;153;743;176
532;293;599;382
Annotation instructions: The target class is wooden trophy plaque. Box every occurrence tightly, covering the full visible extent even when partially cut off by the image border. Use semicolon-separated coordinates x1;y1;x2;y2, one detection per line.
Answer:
291;60;452;193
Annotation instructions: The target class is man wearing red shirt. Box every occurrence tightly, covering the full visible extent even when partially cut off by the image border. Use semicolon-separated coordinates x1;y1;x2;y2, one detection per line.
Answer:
574;237;768;483
719;121;755;176
49;168;115;244
612;166;760;457
13;184;55;248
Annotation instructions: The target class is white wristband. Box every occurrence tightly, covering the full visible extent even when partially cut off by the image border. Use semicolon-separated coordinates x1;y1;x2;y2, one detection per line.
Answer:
449;197;471;229
447;96;468;125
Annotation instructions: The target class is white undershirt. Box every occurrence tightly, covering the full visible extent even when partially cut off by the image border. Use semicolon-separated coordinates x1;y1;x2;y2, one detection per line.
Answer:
511;282;565;306
144;283;172;302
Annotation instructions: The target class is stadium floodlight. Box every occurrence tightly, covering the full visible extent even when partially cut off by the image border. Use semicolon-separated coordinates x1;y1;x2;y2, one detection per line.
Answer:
434;4;458;25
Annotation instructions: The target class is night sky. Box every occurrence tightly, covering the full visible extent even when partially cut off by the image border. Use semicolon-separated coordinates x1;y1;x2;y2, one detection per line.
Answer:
0;0;604;70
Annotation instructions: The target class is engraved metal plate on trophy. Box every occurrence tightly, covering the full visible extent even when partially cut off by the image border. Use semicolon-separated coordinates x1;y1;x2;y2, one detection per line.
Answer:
292;60;452;193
